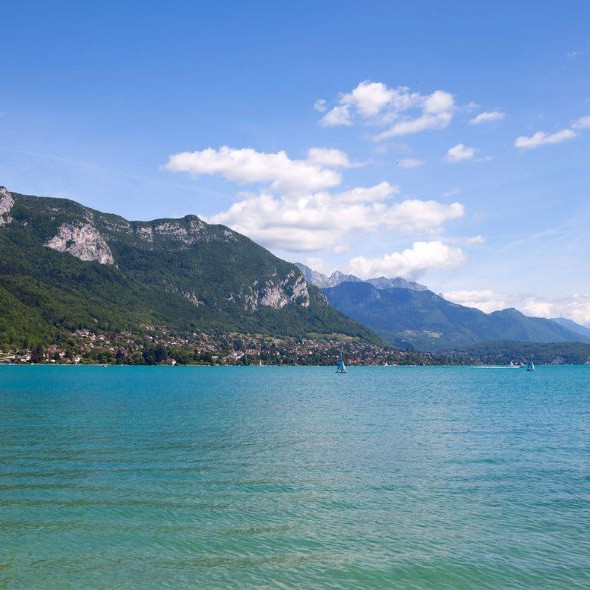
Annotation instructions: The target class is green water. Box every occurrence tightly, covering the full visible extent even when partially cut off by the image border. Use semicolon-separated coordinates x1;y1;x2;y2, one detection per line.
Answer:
1;365;589;589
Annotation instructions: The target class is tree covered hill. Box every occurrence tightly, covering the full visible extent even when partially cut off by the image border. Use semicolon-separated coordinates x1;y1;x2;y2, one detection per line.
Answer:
0;187;378;349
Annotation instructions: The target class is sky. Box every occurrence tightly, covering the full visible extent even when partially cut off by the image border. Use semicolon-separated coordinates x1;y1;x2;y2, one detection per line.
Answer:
1;1;590;324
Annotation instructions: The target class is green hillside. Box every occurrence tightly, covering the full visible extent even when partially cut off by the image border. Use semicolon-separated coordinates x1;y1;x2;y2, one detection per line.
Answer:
0;188;378;349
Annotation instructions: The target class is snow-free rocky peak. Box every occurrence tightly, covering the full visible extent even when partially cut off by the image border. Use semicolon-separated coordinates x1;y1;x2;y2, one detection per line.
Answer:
45;222;115;265
0;186;15;226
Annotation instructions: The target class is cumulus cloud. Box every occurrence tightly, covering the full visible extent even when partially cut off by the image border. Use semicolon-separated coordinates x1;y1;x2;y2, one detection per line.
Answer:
348;241;466;280
398;158;424;168
319;105;352;127
469;111;505;125
445;143;476;162
165;146;343;194
207;191;463;252
515;129;576;149
342;81;406;116
318;81;455;139
166;143;465;255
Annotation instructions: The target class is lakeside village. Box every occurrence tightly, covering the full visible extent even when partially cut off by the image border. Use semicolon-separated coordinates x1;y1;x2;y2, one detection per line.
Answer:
3;328;588;367
0;327;444;366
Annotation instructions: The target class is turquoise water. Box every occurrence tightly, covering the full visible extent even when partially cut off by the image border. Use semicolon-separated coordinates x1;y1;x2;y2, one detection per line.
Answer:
1;366;589;589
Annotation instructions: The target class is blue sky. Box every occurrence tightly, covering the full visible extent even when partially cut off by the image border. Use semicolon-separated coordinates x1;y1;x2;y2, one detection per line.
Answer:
1;1;590;323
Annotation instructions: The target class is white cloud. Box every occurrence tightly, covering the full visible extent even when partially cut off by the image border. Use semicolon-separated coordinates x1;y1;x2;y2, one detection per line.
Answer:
469;111;505;125
336;181;399;203
572;115;590;129
445;143;476;162
514;115;590;149
443;290;590;326
348;241;466;280
167;143;465;256
520;299;554;318
443;289;507;314
398;158;424;169
341;81;404;116
318;81;455;139
207;191;463;253
465;235;485;245
320;105;352;127
313;99;327;113
165;146;342;194
568;50;582;59
520;295;590;326
375;112;452;140
306;147;352;168
424;90;454;114
514;128;576;149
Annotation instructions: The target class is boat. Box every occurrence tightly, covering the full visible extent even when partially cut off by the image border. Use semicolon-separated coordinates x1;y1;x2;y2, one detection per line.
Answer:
336;355;347;373
526;358;535;372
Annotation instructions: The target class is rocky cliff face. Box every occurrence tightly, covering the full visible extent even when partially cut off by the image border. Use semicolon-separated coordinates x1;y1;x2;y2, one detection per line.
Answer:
45;223;115;265
247;272;310;310
0;186;14;226
131;216;237;246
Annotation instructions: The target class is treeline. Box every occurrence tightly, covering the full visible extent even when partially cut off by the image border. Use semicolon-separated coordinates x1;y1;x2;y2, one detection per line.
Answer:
451;340;590;365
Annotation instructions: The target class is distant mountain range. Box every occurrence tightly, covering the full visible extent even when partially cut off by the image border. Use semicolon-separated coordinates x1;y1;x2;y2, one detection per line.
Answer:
297;264;590;351
551;317;590;340
0;187;377;348
295;263;427;291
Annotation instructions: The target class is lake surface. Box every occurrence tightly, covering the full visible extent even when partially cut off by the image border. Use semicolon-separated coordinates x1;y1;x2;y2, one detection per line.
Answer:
1;365;589;589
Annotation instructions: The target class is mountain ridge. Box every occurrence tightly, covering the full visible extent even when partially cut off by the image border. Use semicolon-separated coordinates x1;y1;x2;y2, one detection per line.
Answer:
322;281;588;351
0;187;379;348
295;262;427;291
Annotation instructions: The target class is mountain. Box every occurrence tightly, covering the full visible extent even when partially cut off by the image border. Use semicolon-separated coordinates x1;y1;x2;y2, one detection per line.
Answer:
0;187;379;348
366;276;427;291
322;281;589;351
295;263;362;288
295;263;426;291
551;317;590;339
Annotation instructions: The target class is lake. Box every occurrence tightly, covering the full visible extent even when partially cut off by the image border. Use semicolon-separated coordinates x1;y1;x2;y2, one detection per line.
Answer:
1;366;589;589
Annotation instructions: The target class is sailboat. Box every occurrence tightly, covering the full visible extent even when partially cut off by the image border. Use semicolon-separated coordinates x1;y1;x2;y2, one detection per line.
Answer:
526;358;535;372
336;351;347;373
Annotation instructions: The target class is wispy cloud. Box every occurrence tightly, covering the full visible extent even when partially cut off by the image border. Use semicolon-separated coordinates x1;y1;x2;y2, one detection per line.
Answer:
397;158;424;169
515;115;590;149
313;99;327;113
515;128;576;149
469;111;505;125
